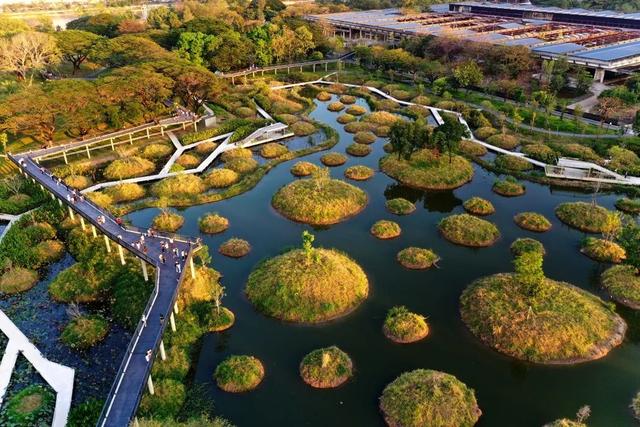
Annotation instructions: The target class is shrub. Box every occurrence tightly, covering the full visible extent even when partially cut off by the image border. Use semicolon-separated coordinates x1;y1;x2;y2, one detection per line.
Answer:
354;131;376;145
49;264;110;303
235;106;254;118
495;155;533;171
558;143;600;162
581;237;626;263
340;95;356;104
608;146;640;175
383;306;429;343
34;240;65;264
277;113;299;125
385;198;415;215
0;267;38;294
204;168;239;188
514;212;552;232
327;101;344;112
316;91;331;101
487;133;519;150
105;183;145;202
112;268;152;330
152;211;184;232
346;143;372;157
412;95;431;105
61;314;109;350
260;143;289;158
439;214;500;247
474;126;497;140
397;247;439;270
459;140;487;156
290;121;316;136
493;178;525;196
337;113;356;124
177;266;221;309
346;105;366;116
152;348;190;381
380;370;481;427
225;158;258;174
194;141;218;154
510;238;546;257
321;152;347;166
151;174;205;197
522;144;558;164
344;165;374;181
214;355;264;392
67;399;104;427
208;306;235;332
219;238;251;258
291;161;318;177
370;220;401;239
299;346;353;388
374;125;391;137
64;175;92;190
141;143;173;159
221;147;253;162
632;391;640;422
176;153;200;168
139;379;186;418
199;213;229;234
615;198;640;214
602;265;640;309
376;99;399;111
328;83;346;94
463;197;495;216
390;89;412;100
555;202;613;233
364;111;400;126
87;192;113;208
344;121;374;134
1;385;55;426
104;156;155;180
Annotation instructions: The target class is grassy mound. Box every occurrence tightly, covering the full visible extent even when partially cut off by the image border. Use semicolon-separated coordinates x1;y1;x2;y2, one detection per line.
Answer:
290;121;316;136
385;198;415;215
383;306;429;343
522;144;558;163
291;161;319;177
219;238;251;258
510;238;546;257
0;267;38;294
246;248;368;322
272;177;367;225
344;165;374;181
412;95;431;105
299;346;353;388
236;106;254;118
380;369;481;427
152;211;184;232
514;212;552;232
370;220;401;239
495;155;533;171
64;175;92;190
397;247;439;269
61;314;109;350
214;355;264;392
633;391;640;421
439;214;500;247
209;307;235;332
581;238;626;263
559;143;600;162
346;105;366;116
141;143;173;159
461;272;625;363
364;111;400;126
544;419;586;427
221;148;252;162
346;143;372;157
278;114;299;125
104;156;155;180
87;192;113;208
316;91;331;101
474;126;497;140
380;149;473;190
176;153;200;168
486;133;519;150
354;131;376;145
340;95;356;104
321;152;347;166
151;174;205;197
459;140;488;156
105;182;145;202
493;178;525;197
260;143;289;159
344;121;375;134
377;99;399;111
555;202;613;233
328;101;344;112
34;240;65;264
337;113;356;124
374;125;391;137
463;197;495;216
615;198;640;214
198;213;229;234
176;266;221;309
49;264;108;303
138;378;185;418
602;265;640;309
204;168;239;188
194;141;218;154
1;385;55;426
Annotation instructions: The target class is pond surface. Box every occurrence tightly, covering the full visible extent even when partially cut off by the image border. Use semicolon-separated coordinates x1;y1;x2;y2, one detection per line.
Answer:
126;95;640;427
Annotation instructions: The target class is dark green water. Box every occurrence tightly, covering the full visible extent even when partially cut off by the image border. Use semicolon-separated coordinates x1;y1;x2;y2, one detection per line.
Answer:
126;95;640;427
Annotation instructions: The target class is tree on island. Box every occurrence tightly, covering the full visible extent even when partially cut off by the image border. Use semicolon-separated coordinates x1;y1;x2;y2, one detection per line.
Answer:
513;250;546;299
453;61;483;93
388;120;432;160
433;113;470;164
617;220;640;270
302;230;315;262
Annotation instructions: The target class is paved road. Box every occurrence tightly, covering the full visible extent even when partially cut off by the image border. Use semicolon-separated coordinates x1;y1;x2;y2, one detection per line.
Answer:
10;153;199;427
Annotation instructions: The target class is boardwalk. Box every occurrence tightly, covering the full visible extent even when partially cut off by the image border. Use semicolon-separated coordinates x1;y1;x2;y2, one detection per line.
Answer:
9;152;201;427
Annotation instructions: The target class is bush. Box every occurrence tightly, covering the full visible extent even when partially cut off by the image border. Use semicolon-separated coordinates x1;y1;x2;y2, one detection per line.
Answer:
380;370;481;427
602;265;640;309
290;161;318;177
615;198;640;214
177;266;221;309
346;143;372;157
340;95;356;104
327;101;344;112
321;152;347;167
151;174;205;197
495;155;533;171
412;95;431;105
316;91;331;101
152;348;190;381
581;237;626;263
152;211;184;232
390;89;412;100
221;147;252;162
180;118;263;145
370;220;401;239
344;121;375;134
34;240;65;264
474;126;497;140
199;213;229;234
493;178;525;197
354;131;376;145
235;106;254;118
194;141;218;154
290;121;316;136
397;247;439;270
364;111;400;126
344;165;374;181
522;144;558;164
486;133;519;150
219;238;251;258
87;192;113;208
204;168;239;188
112;267;152;329
176;153;200;168
463;197;495;216
439;214;500;247
260;143;289;159
377;99;399;111
104;156;155;180
558;143;600;162
277;114;299;125
510;238;546;257
139;379;186;418
141;143;173;159
346;105;366;116
383;306;429;343
64;175;92;190
337;113;356;124
0;267;38;294
105;182;146;202
555;202;613;233
514;212;552;232
61;314;109;350
299;346;353;388
459;140;487;156
214;355;264;392
67;399;104;427
0;385;55;426
632;391;640;422
208;307;235;332
385;198;415;215
225;157;258;174
374;125;391;137
49;263;110;303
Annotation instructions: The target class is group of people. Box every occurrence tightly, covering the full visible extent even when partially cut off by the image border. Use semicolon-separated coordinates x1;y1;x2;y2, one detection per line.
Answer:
158;239;188;273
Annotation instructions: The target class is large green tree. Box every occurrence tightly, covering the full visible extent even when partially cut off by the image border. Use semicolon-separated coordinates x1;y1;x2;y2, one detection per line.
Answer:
453;61;483;93
175;32;220;67
433;113;470;163
388;120;432;160
54;30;103;75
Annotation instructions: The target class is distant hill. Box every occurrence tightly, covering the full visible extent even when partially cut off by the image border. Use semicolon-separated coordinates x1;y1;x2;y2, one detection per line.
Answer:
533;0;640;13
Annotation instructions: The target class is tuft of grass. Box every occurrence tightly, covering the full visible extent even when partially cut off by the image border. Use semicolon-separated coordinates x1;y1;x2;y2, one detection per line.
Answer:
299;346;353;388
219;238;251;258
522;144;558;164
105;183;145;203
0;267;38;294
152;211;184;232
346;143;372;157
290;121;316;136
514;212;552;232
204;168;239;188
221;147;253;162
495;155;533;171
385;198;415;215
363;111;400;126
354;131;376;145
321;152;347;166
198;213;229;234
64;175;92;190
493;178;525;197
176;153;200;168
104;156;155;180
602;265;640;310
337;113;356;124
510;238;546;257
615;198;640;214
327;101;345;112
557;143;601;162
87;192;113;209
581;238;626;263
225;157;258;174
374;125;391;137
383;306;429;343
290;161;318;177
346;105;366;116
344;121;376;134
340;95;356;104
316;91;331;101
49;263;110;303
344;165;374;181
474;126;497;140
260;143;289;159
214;355;264;392
397;247;439;270
61;314;109;350
34;240;65;264
1;385;55;426
459;140;487;157
151;174;205;198
139;378;186;418
439;214;500;247
194;141;218;155
631;391;640;421
370;220;401;239
555;202;613;233
141;143;173;159
208;307;235;332
486;133;519;150
463;197;495;216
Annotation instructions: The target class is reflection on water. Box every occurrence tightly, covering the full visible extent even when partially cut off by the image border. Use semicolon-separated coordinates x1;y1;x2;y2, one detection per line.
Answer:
384;183;463;213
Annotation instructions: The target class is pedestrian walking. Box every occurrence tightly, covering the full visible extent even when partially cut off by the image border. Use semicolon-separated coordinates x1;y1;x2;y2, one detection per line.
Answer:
142;314;147;327
159;254;165;264
159;314;164;325
181;250;186;261
175;261;181;273
145;349;152;362
161;242;166;253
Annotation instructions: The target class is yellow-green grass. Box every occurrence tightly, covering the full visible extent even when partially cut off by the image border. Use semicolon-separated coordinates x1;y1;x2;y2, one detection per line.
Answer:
316;91;332;101
370;219;401;239
221;147;253;162
337;114;356;124
494;155;533;171
87;192;113;208
344;121;376;134
104;156;155;180
363;111;400;126
138;379;185;418
290;161;319;177
64;175;92;190
209;307;235;332
383;306;429;343
543;419;586;427
486;134;519;150
151;174;205;197
141;143;173;159
194;141;218;155
25;222;56;241
235;106;255;118
152;211;184;232
346;105;366;116
412;95;431;105
474;127;498;140
2;385;55;426
104;183;146;202
459;140;488;156
439;214;500;247
344;165;374;181
374;126;391;137
397;247;439;270
558;143;600;162
492;179;525;197
215;355;264;393
602;265;640;309
176;266;221;309
290;121;316;136
260;143;289;159
225;157;258;174
7;193;31;205
219;238;251;258
246;248;368;323
581;238;626;263
278;114;299;125
346;143;372;157
272;177;367;226
204;168;240;188
405;104;429;118
354;131;376;145
463;197;495;216
0;267;38;294
321;152;347;167
340;95;356;104
299;346;353;388
376;99;400;111
522;144;558;163
34;240;65;264
390;89;412;100
385;198;415;215
328;101;345;112
198;213;229;234
615;198;640;214
49;263;109;303
632;391;640;422
176;153;200;168
61;314;109;350
514;212;552;232
380;149;473;190
510;238;546;257
151;347;190;381
555;202;613;233
380;369;481;427
461;273;625;363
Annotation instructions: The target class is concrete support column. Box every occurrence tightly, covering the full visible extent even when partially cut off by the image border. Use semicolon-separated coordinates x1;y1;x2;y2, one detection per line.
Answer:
80;217;86;230
57;198;62;207
170;312;176;332
104;235;111;253
118;245;126;265
133;417;140;427
159;340;167;361
146;128;150;139
147;375;155;395
594;68;605;83
68;207;75;221
129;133;133;144
91;224;97;238
62;150;68;164
313;64;316;72
174;302;179;315
110;138;115;150
160;126;164;136
141;259;148;282
325;63;328;72
85;145;91;159
190;257;196;279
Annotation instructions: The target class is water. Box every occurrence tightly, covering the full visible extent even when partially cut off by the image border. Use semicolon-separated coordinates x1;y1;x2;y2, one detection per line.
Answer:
126;95;640;426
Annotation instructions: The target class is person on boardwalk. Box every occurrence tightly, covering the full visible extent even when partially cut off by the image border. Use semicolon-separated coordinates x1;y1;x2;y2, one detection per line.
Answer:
145;349;152;362
159;254;165;264
181;250;186;261
174;261;181;273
